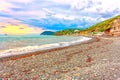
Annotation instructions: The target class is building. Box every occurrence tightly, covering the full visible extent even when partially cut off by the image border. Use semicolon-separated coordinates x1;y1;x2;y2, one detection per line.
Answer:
104;18;120;36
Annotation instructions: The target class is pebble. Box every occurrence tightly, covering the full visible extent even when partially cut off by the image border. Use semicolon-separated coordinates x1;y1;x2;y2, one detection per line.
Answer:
32;55;35;59
102;59;107;61
110;68;115;71
73;67;80;71
0;78;2;80
0;65;3;71
74;73;80;77
31;69;35;72
117;78;120;80
3;73;6;76
8;78;11;80
94;72;100;77
80;77;84;80
64;75;71;80
113;74;117;78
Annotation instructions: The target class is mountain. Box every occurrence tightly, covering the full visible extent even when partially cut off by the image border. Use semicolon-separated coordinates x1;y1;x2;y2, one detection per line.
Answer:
80;15;120;36
40;31;55;35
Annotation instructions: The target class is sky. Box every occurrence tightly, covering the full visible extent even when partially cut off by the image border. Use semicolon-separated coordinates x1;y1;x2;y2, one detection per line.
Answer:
0;0;120;34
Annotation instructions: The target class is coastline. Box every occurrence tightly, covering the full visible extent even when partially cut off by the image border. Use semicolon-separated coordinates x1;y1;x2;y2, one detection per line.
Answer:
0;36;120;80
0;37;96;62
0;36;91;59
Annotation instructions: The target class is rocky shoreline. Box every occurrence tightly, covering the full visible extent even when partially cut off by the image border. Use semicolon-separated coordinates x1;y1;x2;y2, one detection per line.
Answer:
0;37;120;80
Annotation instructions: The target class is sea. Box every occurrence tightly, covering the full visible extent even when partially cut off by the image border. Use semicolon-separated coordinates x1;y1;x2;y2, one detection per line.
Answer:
0;34;91;58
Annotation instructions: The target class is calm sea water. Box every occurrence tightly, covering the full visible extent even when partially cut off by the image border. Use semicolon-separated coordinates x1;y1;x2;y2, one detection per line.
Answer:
0;34;82;50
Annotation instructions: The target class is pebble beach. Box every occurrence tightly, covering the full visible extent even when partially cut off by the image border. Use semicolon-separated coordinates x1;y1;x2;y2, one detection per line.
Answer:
0;37;120;80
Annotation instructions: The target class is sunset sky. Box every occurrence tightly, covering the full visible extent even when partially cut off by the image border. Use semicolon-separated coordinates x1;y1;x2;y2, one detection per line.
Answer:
0;0;120;34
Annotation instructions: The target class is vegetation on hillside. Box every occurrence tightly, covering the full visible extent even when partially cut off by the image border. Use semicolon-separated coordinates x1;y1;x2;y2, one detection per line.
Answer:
55;28;83;35
55;15;120;35
85;15;120;32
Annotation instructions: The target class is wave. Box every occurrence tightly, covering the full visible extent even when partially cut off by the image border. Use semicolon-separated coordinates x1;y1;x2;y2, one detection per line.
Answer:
0;36;91;58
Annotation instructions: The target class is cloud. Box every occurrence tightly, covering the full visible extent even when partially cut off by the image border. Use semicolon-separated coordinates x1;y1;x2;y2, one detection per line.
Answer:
5;0;34;3
0;0;120;31
0;0;15;11
1;24;43;35
52;13;76;20
0;17;43;34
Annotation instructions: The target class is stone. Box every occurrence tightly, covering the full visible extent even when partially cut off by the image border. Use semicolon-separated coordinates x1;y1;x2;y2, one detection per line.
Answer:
74;73;80;77
31;69;35;72
113;74;117;78
0;78;2;80
117;78;120;80
32;55;35;59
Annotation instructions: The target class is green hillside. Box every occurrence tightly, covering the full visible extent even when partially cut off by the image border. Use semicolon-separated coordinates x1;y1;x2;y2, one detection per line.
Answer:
55;28;83;35
82;15;120;33
55;15;120;35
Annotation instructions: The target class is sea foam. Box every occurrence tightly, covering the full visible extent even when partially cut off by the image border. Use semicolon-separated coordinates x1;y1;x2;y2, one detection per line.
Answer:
0;37;91;58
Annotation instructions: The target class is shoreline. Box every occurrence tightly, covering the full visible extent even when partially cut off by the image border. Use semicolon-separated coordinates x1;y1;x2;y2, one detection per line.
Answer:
0;37;96;62
1;37;120;79
0;36;92;59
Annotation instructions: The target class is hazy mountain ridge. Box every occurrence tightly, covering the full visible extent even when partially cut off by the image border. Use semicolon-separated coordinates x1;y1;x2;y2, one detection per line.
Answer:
40;31;55;35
